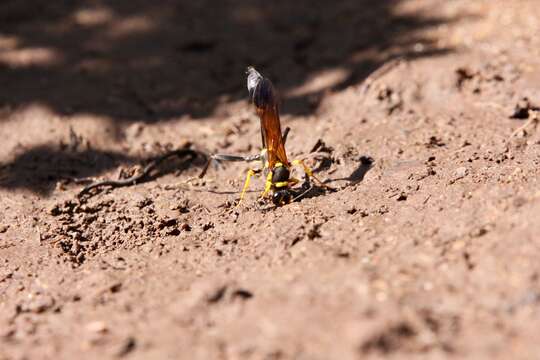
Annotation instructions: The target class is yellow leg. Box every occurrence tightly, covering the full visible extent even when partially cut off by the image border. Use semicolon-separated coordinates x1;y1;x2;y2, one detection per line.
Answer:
261;172;273;199
291;159;328;187
238;169;256;205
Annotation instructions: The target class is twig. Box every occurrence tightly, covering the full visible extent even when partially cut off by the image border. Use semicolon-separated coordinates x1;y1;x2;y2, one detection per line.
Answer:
78;147;204;197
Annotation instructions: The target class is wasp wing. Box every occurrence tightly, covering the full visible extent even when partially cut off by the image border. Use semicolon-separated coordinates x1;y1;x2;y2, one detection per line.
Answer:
247;68;289;168
257;104;289;168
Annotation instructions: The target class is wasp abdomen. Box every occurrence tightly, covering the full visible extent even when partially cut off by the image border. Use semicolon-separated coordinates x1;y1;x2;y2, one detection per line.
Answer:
253;78;277;109
247;67;277;109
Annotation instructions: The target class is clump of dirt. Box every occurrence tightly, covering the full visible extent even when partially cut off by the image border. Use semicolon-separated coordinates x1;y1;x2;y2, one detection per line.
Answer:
360;310;460;355
509;97;540;119
44;191;198;265
455;61;520;95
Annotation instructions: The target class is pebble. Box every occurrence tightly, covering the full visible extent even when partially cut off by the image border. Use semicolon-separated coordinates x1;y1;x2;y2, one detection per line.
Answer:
454;167;468;179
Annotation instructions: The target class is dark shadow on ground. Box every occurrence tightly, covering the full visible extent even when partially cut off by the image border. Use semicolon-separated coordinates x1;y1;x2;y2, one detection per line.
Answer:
0;145;136;194
345;156;375;184
0;0;453;123
0;144;208;195
0;0;454;194
327;156;375;185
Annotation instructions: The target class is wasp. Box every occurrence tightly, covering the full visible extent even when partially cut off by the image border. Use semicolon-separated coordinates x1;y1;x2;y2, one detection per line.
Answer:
202;67;328;206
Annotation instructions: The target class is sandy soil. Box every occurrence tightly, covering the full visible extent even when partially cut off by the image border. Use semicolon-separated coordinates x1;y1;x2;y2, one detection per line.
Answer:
1;0;540;359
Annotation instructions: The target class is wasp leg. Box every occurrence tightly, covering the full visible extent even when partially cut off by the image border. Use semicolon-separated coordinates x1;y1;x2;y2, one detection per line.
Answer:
238;168;262;205
291;159;332;189
261;172;273;199
200;152;263;179
211;153;262;162
281;126;290;145
200;127;290;179
291;182;315;203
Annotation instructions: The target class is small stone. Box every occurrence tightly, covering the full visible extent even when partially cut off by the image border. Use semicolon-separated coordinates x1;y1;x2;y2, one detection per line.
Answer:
510;97;538;119
470;227;488;238
49;205;62;216
396;192;408;201
454;167;468;179
86;321;108;334
202;222;214;231
232;289;253;300
167;228;180;236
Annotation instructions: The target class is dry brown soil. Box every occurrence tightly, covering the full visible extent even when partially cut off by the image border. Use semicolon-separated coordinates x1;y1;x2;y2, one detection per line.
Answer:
1;0;540;359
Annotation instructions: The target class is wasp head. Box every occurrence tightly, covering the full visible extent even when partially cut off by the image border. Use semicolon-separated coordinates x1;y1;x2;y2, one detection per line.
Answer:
272;189;293;206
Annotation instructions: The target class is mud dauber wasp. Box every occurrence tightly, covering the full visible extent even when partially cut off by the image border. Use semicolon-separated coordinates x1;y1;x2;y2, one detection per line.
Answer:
200;67;331;206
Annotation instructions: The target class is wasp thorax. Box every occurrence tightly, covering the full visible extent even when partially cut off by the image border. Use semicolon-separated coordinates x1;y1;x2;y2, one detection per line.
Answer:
272;166;290;183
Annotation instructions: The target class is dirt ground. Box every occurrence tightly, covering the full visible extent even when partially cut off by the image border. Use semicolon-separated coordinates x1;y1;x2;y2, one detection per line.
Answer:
1;0;540;359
